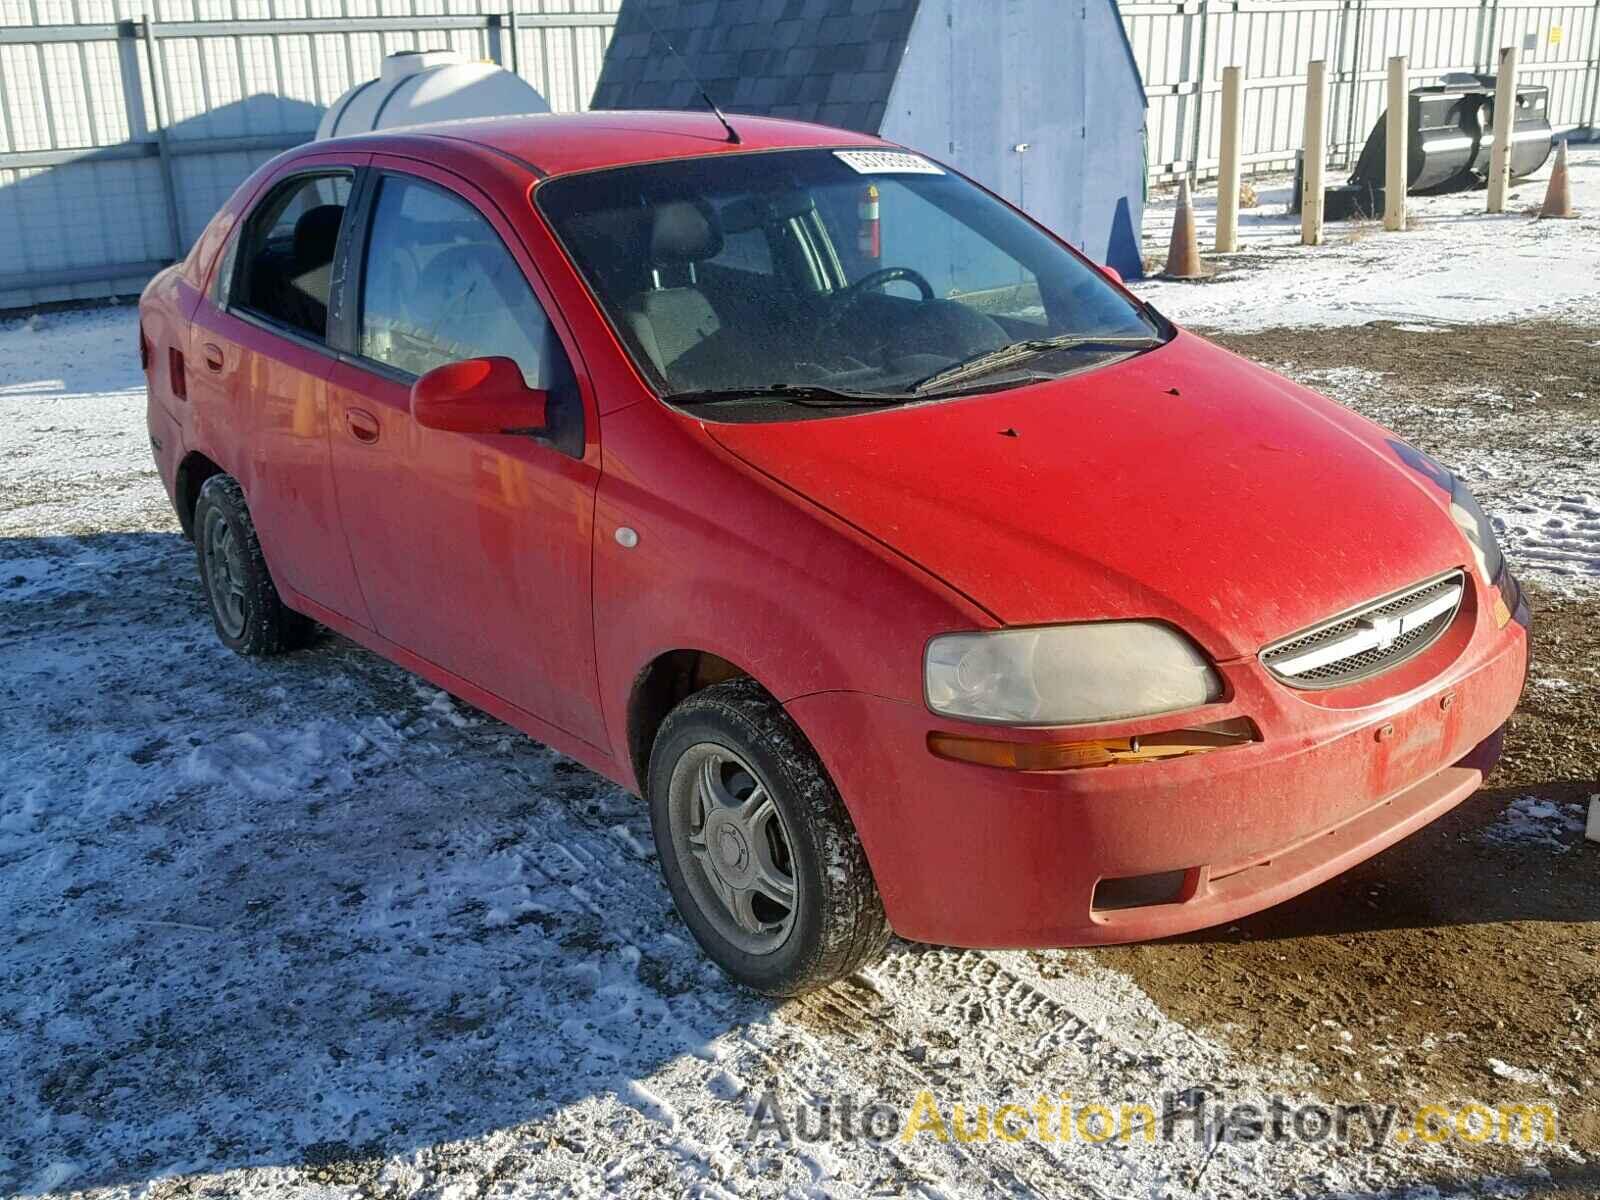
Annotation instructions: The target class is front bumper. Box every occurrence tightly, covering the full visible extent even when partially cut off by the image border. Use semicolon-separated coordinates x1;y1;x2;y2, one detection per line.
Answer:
785;582;1529;948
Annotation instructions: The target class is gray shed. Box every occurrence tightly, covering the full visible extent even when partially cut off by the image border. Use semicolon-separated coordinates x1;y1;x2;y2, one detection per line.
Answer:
592;0;1149;277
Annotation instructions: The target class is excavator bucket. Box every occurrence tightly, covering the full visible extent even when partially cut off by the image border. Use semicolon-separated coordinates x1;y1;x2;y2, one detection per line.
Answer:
1293;73;1553;220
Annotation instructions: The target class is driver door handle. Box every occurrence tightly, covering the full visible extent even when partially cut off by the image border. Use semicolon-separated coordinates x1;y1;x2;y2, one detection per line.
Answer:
346;407;380;444
202;343;224;372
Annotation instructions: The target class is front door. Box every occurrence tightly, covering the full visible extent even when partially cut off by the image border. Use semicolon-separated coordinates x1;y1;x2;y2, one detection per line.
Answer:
328;159;606;747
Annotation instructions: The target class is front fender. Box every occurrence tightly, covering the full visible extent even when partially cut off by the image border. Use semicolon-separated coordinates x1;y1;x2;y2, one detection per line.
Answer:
592;400;990;777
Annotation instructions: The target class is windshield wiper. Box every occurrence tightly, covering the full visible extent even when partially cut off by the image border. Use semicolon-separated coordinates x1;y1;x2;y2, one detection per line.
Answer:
911;334;1161;395
667;383;910;409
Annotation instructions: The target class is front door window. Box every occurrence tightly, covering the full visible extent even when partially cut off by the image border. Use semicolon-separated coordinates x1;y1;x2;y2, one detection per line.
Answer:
357;174;581;455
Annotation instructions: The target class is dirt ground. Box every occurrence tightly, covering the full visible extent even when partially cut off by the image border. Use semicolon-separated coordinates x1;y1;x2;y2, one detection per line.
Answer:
1214;320;1600;425
1058;321;1600;1189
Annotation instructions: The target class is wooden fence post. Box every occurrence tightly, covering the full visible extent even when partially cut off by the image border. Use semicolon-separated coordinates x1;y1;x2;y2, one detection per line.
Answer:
1301;60;1327;245
1488;44;1520;213
1384;56;1409;230
1216;66;1244;252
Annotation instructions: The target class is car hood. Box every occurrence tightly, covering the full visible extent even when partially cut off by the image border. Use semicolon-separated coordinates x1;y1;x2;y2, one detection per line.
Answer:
704;333;1468;659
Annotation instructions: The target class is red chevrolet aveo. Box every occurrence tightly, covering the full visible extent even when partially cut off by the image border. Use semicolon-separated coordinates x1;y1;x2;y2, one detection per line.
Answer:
141;112;1529;994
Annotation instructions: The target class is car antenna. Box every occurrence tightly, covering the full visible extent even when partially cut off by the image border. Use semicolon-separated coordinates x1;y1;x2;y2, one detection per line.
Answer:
636;3;742;144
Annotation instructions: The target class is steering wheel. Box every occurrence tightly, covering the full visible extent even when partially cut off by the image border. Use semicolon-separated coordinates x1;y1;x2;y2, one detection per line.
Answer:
816;266;937;352
840;266;935;303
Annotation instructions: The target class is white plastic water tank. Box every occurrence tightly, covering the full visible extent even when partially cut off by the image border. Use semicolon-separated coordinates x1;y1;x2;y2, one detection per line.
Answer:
315;50;550;141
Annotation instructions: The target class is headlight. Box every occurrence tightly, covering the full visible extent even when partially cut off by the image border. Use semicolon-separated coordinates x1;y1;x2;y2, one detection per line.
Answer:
924;622;1223;725
1448;481;1505;583
1391;439;1510;589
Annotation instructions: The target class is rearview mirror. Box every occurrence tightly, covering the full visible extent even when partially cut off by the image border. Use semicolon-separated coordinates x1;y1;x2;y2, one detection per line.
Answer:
719;188;817;233
411;357;548;436
1097;263;1125;287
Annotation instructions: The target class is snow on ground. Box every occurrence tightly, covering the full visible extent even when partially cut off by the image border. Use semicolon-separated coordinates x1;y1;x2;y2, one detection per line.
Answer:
2;201;1593;1199
1132;145;1600;332
1478;794;1589;852
0;303;172;536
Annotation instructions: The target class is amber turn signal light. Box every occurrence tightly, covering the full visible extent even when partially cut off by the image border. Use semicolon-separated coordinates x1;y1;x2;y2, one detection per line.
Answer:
927;718;1257;771
1492;592;1512;629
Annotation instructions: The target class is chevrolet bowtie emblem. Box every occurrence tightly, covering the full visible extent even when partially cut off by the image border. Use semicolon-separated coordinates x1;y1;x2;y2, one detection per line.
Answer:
1360;614;1402;652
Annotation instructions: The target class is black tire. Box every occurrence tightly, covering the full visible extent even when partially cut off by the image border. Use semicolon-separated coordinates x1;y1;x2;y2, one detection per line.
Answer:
193;474;312;656
647;678;891;996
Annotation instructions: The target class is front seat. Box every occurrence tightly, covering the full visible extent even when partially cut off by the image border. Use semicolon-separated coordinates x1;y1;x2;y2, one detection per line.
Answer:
283;204;344;338
626;200;725;377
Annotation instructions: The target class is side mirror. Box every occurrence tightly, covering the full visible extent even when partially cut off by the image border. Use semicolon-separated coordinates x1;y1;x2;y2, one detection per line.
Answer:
1097;263;1125;287
411;357;548;436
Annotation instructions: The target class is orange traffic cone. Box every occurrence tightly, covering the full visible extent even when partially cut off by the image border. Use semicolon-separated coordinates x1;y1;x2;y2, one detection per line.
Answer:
1164;179;1206;279
1539;139;1574;219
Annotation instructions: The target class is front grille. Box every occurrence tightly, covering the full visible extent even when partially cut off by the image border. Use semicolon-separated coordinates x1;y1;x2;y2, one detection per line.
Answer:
1260;571;1465;689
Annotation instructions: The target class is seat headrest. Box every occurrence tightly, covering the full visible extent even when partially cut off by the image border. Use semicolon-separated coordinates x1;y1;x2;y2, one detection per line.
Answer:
650;200;723;266
294;205;345;269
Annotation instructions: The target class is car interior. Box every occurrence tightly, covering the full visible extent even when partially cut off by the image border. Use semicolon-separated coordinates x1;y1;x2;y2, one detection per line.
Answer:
554;181;1069;397
355;183;561;390
352;176;585;457
227;156;1153;426
236;175;352;341
229;172;570;419
362;234;547;376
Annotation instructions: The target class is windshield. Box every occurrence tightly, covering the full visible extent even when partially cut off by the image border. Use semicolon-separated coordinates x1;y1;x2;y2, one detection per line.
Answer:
536;148;1163;416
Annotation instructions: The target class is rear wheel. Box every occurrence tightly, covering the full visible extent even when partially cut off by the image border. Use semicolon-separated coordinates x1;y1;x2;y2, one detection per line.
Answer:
194;474;312;656
648;678;890;995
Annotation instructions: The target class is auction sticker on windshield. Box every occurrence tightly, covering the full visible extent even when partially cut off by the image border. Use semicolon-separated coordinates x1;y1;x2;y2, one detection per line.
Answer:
834;149;945;175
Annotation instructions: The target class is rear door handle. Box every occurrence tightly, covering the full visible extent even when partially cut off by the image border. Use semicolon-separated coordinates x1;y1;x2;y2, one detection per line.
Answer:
346;407;380;444
202;343;224;372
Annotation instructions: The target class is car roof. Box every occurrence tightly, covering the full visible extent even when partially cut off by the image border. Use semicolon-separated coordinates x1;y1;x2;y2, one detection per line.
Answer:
320;110;891;180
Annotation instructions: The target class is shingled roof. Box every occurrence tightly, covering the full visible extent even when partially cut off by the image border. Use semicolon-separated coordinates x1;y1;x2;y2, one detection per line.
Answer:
590;0;922;135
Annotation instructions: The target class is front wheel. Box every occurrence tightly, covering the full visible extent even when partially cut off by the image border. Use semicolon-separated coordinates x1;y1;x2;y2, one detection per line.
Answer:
648;679;890;996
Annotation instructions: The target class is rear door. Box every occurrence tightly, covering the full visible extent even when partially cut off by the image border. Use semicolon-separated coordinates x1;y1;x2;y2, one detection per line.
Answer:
327;156;606;746
188;156;373;627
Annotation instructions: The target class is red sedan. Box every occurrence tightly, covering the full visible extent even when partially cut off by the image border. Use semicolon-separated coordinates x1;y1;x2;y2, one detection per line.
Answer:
140;112;1529;994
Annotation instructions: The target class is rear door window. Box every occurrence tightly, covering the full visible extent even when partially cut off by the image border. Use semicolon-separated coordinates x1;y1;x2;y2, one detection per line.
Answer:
230;172;353;341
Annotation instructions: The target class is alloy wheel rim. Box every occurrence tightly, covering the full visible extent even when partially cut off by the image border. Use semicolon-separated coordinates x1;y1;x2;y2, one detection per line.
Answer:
202;507;249;639
668;743;799;955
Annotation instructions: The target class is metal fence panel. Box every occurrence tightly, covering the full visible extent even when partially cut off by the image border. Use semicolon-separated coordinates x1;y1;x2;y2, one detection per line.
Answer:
0;0;619;308
1;0;1596;306
1124;0;1597;183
